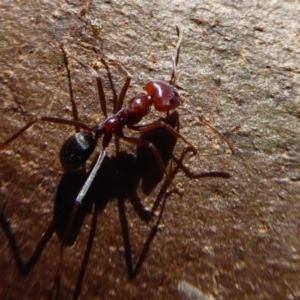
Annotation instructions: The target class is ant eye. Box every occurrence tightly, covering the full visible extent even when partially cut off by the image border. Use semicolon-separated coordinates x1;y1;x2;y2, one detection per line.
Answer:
170;98;174;104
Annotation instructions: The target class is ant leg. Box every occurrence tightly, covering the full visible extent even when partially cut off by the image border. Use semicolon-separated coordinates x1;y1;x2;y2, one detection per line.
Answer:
115;63;131;111
61;45;108;118
197;114;235;154
0;116;93;149
116;132;178;189
59;150;106;244
171;149;231;179
51;150;106;296
74;150;107;205
60;44;80;131
63;150;106;240
128;121;197;154
100;57;119;114
102;57;132;112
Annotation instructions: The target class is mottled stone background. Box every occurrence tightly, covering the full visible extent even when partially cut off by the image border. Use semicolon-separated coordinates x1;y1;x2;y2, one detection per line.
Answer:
0;1;299;299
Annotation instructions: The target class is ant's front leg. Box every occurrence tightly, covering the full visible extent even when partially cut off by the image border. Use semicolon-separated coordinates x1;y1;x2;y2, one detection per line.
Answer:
128;122;197;154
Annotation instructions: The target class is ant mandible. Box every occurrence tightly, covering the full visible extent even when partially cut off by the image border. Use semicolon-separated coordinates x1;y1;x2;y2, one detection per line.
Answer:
0;27;233;204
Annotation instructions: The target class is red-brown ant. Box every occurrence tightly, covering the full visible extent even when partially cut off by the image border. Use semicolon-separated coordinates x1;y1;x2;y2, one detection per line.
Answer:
0;27;233;296
0;27;233;203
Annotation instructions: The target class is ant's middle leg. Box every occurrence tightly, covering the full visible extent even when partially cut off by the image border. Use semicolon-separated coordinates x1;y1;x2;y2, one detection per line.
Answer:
128;121;197;154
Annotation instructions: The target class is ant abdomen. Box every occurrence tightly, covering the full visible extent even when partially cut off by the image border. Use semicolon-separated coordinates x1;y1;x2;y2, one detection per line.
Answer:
59;132;97;171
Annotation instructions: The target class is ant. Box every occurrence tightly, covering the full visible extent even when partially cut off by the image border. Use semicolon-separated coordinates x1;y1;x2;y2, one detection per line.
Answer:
1;25;233;257
0;27;233;201
0;27;233;297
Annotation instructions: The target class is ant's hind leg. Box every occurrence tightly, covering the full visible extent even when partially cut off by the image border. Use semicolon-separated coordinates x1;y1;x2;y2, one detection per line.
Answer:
60;44;80;129
0;116;93;149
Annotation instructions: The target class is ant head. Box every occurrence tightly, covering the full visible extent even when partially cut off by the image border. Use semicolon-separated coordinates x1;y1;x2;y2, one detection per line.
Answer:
144;80;181;112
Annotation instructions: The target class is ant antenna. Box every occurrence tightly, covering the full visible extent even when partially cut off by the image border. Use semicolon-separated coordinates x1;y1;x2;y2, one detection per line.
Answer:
170;26;182;86
171;26;234;154
182;96;234;154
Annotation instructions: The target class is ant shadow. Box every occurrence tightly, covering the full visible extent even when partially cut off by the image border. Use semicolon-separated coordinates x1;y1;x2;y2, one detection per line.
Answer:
0;112;193;299
0;113;231;300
